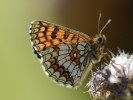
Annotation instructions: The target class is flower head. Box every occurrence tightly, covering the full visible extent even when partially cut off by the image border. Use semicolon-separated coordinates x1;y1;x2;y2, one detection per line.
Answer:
86;50;133;100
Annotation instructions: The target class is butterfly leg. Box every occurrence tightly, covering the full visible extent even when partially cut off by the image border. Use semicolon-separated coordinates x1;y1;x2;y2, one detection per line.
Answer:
89;58;99;71
103;52;111;64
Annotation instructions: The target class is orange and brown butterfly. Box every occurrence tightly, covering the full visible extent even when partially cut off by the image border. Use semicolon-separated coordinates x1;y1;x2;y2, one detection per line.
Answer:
29;13;111;87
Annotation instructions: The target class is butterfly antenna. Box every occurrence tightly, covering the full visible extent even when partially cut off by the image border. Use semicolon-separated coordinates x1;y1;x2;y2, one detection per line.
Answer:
98;12;102;33
100;19;111;34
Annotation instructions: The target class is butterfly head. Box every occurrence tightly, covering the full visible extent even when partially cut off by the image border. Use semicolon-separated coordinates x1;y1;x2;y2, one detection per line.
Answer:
95;33;106;46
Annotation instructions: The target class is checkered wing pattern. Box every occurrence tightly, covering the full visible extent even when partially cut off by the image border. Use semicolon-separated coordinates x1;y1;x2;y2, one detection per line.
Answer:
30;21;96;87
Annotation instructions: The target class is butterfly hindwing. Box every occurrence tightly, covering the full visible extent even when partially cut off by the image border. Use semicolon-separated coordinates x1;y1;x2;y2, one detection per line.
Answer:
41;42;91;87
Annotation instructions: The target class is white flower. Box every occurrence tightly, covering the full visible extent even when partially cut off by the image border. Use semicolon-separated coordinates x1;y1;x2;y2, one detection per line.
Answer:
86;50;133;100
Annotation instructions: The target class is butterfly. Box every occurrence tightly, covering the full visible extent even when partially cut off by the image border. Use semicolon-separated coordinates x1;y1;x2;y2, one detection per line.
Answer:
29;14;111;87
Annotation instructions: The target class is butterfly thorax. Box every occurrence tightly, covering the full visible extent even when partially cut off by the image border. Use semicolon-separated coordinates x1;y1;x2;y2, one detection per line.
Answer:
91;33;106;62
86;33;106;62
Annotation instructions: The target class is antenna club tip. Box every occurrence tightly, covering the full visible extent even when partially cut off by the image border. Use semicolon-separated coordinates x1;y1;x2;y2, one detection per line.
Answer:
99;10;102;13
108;19;111;23
99;12;102;16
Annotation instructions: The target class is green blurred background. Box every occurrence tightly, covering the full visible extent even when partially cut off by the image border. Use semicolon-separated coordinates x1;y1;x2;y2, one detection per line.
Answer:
0;0;133;100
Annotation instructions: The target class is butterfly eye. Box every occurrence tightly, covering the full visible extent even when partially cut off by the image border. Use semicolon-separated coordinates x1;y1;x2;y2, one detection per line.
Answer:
98;37;103;44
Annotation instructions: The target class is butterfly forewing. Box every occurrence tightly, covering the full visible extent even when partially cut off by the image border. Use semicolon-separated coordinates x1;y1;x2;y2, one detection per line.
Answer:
30;21;90;57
